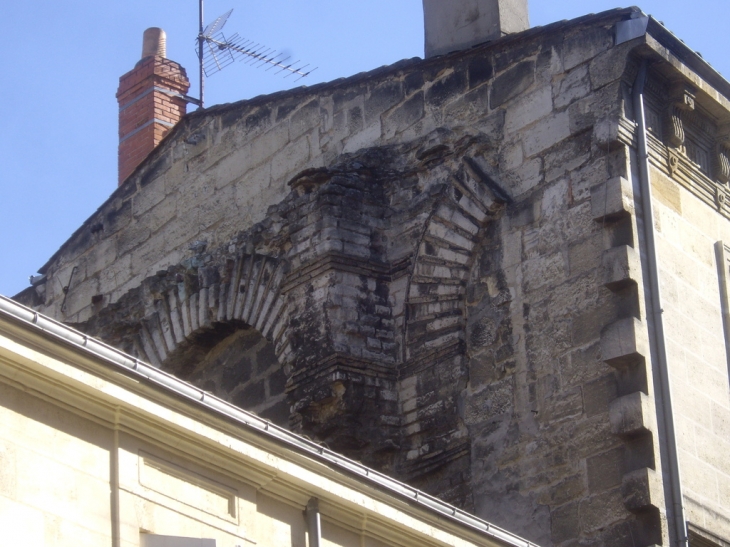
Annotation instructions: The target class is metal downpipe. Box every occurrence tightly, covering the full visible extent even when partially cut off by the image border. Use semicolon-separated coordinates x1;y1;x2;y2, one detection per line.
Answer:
305;498;321;547
632;59;688;547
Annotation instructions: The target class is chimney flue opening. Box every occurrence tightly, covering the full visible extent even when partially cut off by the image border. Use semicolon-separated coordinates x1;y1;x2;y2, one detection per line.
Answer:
142;27;167;59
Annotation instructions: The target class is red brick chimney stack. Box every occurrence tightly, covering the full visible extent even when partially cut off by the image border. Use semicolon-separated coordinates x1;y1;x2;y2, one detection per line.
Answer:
116;28;191;185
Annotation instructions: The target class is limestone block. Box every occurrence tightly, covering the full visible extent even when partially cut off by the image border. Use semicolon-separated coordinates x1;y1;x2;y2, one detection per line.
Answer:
426;69;467;108
601;317;649;369
593;115;627;151
554;65;591;109
382;92;424;139
289;100;320;141
562;26;614;72
504;85;553;134
579;488;626;533
609;391;653;437
522;111;570;158
587;447;624;493
364;80;403;125
551;501;580;544
443;85;490;123
591;176;634;221
602;245;640;290
621;467;663;513
249;124;290;169
589;41;635;90
490;61;535;108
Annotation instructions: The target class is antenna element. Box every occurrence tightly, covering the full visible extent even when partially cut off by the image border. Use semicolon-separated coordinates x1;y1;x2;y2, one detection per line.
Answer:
194;0;316;108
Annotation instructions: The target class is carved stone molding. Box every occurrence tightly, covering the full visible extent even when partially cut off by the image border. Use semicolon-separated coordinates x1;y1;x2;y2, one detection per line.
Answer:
667;149;680;176
716;185;728;212
715;124;730;185
663;82;696;149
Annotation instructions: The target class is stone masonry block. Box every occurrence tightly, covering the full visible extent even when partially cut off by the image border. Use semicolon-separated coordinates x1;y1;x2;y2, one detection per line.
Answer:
591;176;634;221
562;26;614;71
602;245;640;291
522;111;570;158
587;447;624;493
621;467;663;513
504;85;553;135
383;92;424;139
593;115;631;152
609;391;653;437
601;317;649;369
589;41;635;90
490;61;535;108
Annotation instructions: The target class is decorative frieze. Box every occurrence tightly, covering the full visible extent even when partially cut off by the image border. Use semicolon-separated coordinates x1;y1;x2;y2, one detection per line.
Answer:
644;73;730;217
715;124;730;184
663;82;696;149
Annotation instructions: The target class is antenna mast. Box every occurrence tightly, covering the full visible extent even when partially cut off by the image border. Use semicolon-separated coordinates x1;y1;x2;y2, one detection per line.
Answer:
198;0;205;108
194;0;316;109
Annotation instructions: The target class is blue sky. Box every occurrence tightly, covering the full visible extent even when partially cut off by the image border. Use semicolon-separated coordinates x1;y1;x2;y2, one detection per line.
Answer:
1;1;727;297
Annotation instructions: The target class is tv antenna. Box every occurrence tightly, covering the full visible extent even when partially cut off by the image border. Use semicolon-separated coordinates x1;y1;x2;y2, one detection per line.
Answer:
195;0;316;108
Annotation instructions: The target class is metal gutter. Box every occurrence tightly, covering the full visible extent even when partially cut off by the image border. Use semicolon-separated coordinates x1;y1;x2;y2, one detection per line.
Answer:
632;60;689;547
0;294;536;547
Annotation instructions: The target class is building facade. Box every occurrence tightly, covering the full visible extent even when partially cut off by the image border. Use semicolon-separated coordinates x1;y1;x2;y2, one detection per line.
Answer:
13;4;730;547
0;295;528;547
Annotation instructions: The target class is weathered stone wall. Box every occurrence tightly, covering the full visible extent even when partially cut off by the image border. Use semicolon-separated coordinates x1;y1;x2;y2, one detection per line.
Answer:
15;7;730;547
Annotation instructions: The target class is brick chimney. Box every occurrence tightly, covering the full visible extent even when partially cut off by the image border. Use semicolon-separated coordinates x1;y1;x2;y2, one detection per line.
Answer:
423;0;529;58
116;28;191;185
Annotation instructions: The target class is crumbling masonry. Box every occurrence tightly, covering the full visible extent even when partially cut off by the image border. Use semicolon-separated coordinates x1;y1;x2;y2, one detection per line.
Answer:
16;7;730;547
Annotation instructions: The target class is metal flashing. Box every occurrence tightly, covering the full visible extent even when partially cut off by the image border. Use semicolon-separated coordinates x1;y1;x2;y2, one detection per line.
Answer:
616;15;649;45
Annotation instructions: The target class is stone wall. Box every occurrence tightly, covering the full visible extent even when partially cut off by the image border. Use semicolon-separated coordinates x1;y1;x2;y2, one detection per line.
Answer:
16;7;730;547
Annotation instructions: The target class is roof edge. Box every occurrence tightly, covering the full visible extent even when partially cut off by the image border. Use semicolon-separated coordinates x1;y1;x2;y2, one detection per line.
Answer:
25;6;730;290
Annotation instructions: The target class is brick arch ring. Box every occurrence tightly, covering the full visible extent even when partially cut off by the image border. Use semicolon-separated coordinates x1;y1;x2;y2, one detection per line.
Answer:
402;156;511;365
134;252;293;371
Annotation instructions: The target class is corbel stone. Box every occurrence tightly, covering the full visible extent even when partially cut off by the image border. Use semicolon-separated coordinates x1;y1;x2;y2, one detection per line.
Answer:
591;177;634;222
603;245;640;291
609;391;653;437
601;317;649;369
663;82;696;149
621;467;663;513
594;115;634;151
715;123;730;185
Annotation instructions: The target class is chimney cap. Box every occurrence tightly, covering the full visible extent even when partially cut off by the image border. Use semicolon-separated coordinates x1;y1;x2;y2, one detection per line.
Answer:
423;0;529;58
142;27;167;59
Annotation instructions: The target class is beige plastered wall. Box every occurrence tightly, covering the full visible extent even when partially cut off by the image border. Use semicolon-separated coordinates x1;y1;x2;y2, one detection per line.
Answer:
649;164;730;538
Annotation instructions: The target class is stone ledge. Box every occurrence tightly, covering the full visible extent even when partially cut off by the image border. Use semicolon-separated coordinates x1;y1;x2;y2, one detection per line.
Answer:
621;467;663;513
603;245;641;291
601;317;649;369
591;176;634;222
609;391;653;437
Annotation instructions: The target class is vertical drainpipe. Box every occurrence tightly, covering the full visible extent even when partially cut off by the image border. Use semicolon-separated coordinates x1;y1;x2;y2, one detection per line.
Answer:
305;498;321;547
632;59;689;547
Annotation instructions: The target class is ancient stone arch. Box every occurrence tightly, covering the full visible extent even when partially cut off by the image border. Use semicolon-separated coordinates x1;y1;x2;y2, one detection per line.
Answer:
396;150;510;504
135;253;290;369
70;130;513;494
132;252;292;423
